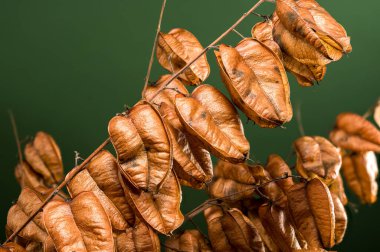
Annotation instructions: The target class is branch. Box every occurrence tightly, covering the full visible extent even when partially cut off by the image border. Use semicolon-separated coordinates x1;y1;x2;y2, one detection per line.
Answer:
4;138;110;243
147;0;267;102
142;0;167;97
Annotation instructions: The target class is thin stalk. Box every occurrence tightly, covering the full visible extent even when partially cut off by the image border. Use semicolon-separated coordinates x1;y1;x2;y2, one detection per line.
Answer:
8;110;23;164
142;0;167;97
296;102;305;136
147;0;266;102
4;138;110;243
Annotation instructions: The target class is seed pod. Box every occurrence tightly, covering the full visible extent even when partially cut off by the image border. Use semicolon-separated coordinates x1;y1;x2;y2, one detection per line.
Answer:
294;136;341;185
329;174;348;206
156;28;210;85
251;19;283;59
248;209;280;252
341;151;378;204
306;178;335;248
116;219;160;252
331;194;347;245
119;170;183;235
66;150;134;231
209;160;256;201
15;162;46;190
215;39;292;128
24;131;63;186
43;191;114;252
330;113;380;152
0;242;26;252
274;0;351;65
258;204;301;252
165;230;212;252
374;100;380;128
108;101;172;192
204;206;265;252
266;154;294;192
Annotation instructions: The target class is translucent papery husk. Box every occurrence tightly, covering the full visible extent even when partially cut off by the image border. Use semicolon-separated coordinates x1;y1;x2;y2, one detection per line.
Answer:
156;28;210;85
330;113;380;153
329;174;348;206
119;170;184;235
204;206;265;252
66;150;135;231
215;38;292;128
108;101;173;192
331;193;347;245
115;219;160;252
23;131;63;187
0;242;26;252
175;94;248;163
274;0;351;65
145;75;213;189
43;191;114;252
294;136;342;185
374;100;380;128
341;151;378;204
165;229;212;252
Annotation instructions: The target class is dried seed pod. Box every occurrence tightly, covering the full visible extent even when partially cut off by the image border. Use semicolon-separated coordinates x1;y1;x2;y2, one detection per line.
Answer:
108;101;172;192
157;28;210;85
204;206;265;252
306;178;335;249
215;39;292;128
116;219;160;252
43;191;114;252
294;136;341;185
286;183;323;249
258;204;301;252
329;174;348;206
209;160;256;201
251;19;283;59
175;94;247;163
374;100;380;128
266;154;294;192
165;230;212;252
331;194;347;245
66;151;134;231
274;0;351;65
341;151;378;204
15;162;46;190
330;113;380;152
119;170;183;235
248;209;280;252
0;242;26;252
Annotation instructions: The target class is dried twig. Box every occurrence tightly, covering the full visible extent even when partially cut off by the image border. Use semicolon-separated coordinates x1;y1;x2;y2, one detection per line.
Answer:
8;110;23;164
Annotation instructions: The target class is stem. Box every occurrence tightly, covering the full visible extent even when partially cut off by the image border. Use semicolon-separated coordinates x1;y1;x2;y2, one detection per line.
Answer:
362;97;380;119
4;138;110;243
142;0;167;97
296;102;305;136
147;0;266;102
8;110;23;165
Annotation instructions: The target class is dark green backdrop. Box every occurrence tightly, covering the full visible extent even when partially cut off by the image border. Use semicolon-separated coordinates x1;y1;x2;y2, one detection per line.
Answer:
0;0;379;250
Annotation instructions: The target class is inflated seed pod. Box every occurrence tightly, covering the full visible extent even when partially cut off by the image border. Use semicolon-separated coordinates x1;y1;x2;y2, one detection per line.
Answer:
165;229;212;252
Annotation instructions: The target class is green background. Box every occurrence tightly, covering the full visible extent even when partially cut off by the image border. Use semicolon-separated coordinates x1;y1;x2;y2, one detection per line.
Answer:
0;0;378;250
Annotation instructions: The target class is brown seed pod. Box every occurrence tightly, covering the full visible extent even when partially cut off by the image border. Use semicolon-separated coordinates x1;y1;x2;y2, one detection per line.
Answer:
209;160;256;201
156;28;210;85
251;19;283;59
108;101;172;192
266;154;294;192
15;162;46;190
330;113;380;153
331;193;347;245
374;100;380;128
306;178;335;249
294;136;341;185
165;229;212;252
274;0;351;65
119;170;183;235
66;150;135;231
43;191;114;252
204;206;265;252
329;174;348;206
341;151;378;204
116;219;160;252
215;39;292;128
175;94;248;163
258;204;301;252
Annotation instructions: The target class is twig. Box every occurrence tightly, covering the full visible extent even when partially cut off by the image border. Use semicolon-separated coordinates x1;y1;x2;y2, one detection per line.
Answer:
232;28;246;39
142;0;167;97
8;110;23;164
147;0;267;102
295;102;305;136
4;138;110;243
